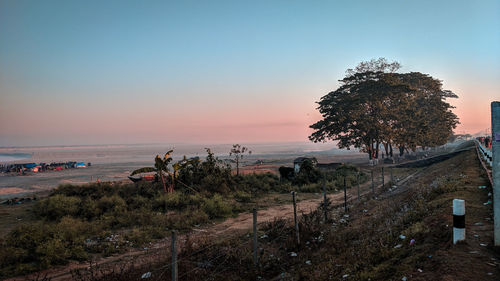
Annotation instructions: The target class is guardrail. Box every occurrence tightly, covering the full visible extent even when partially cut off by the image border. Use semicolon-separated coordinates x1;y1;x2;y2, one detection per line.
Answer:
476;140;492;167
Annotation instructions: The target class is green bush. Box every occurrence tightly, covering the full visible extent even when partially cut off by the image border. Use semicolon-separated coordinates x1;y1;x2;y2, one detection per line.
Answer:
126;195;151;211
293;160;322;185
234;191;252;203
33;194;81;220
56;217;89;241
235;173;281;193
36;238;70;267
125;227;149;246
97;195;127;214
79;199;100;219
153;192;187;211
202;194;233;219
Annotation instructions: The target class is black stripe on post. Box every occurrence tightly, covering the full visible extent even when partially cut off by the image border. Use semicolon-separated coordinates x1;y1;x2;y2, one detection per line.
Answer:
453;214;465;229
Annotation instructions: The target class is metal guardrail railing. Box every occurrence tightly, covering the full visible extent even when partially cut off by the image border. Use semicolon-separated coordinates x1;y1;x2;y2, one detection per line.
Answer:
476;140;492;167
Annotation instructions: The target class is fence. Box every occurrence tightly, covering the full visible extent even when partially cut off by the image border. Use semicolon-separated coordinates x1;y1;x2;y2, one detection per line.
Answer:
145;166;396;281
476;140;493;166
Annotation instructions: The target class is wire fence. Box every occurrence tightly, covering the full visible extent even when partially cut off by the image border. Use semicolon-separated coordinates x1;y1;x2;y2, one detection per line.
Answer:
145;166;398;281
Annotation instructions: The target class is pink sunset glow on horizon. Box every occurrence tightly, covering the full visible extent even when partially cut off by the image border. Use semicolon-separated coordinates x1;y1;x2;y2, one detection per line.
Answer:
0;78;496;147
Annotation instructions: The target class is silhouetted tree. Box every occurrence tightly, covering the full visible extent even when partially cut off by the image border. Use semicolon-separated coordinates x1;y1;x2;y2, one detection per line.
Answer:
230;144;251;176
309;59;459;159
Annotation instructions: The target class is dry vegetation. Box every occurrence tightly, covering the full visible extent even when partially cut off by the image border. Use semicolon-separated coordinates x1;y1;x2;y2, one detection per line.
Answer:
0;157;367;279
68;149;499;281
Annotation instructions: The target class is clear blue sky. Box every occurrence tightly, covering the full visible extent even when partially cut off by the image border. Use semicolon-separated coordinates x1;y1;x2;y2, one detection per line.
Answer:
1;0;499;146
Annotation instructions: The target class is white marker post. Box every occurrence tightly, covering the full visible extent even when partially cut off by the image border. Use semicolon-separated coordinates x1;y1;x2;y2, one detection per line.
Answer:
453;199;465;244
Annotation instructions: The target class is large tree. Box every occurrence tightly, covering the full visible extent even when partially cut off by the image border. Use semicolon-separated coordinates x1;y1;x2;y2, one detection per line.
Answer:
309;59;459;159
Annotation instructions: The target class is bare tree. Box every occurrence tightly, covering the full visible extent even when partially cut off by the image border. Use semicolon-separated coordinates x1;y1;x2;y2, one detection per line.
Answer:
230;144;251;176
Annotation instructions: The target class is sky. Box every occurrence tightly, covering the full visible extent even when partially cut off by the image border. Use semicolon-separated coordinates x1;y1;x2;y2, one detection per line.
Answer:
0;0;499;147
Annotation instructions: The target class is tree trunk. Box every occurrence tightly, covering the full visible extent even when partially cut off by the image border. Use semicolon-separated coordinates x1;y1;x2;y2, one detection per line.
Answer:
368;140;373;160
236;157;239;176
399;145;405;157
160;172;167;193
168;174;174;193
375;140;380;159
389;143;393;158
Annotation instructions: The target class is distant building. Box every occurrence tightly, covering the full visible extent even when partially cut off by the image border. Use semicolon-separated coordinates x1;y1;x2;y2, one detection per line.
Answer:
293;157;317;173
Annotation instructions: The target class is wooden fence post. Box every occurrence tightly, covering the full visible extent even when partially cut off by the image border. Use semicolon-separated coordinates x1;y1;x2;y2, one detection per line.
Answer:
171;230;178;281
253;208;258;267
343;176;347;212
381;167;385;188
323;178;328;223
357;172;360;202
292;191;300;245
371;170;374;194
390;167;394;183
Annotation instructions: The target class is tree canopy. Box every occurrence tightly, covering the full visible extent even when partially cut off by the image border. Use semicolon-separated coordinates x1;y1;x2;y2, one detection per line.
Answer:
309;59;459;159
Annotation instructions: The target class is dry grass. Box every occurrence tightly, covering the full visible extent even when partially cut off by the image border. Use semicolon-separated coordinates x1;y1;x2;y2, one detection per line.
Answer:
70;149;499;281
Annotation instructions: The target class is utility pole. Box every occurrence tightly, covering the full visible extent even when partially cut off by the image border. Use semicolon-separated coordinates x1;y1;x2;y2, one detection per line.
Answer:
492;101;500;246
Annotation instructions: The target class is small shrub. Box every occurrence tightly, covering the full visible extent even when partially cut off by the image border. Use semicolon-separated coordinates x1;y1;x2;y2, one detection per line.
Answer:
202;194;233;219
33;195;81;220
153;192;189;211
56;216;91;242
97;195;127;214
36;238;70;267
125;228;149;246
234;191;252;203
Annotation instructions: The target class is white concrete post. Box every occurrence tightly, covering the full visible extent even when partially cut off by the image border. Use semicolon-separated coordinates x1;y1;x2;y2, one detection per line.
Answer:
453;199;465;244
492;101;500;246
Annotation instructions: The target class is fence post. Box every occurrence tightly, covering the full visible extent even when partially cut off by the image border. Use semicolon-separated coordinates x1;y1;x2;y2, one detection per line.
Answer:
390;167;393;183
253;208;258;267
323;177;328;223
292;191;300;245
453;199;465;244
371;170;374;194
357;171;360;202
492;101;500;246
171;230;178;281
381;167;385;188
344;176;347;212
